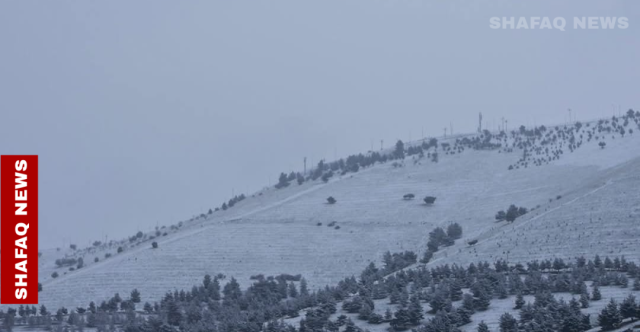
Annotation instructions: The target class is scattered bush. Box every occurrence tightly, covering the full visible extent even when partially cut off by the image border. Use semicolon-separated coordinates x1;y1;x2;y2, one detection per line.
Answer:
51;272;59;278
496;204;527;222
446;222;463;239
403;193;415;200
55;258;78;268
423;196;436;204
152;242;158;249
326;196;337;204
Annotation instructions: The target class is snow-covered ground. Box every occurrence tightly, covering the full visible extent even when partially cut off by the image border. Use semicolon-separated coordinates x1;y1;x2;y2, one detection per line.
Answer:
18;119;640;313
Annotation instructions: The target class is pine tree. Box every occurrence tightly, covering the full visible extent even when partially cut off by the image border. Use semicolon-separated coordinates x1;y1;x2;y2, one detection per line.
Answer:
166;299;182;326
457;307;472;326
288;282;298;298
477;321;490;332
203;274;212;289
358;302;372;321
499;312;518;332
496;281;509;299
450;279;464;301
579;293;590;308
131;289;141;303
399;289;409;308
209;277;221;300
390;308;412;331
222;277;242;302
384;308;393;321
429;291;448;313
560;312;584;332
598;298;621;330
594;255;603;268
514;292;525;309
462;294;475;313
299;278;309;298
591;285;602;301
408;294;423;325
620;294;637;320
581;314;592;331
475;290;492;311
344;319;358;332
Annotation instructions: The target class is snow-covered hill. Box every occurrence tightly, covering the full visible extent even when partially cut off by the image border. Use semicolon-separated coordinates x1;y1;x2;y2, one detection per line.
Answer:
26;115;640;313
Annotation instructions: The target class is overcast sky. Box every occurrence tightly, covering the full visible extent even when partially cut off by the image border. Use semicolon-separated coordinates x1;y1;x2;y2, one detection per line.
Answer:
0;1;638;249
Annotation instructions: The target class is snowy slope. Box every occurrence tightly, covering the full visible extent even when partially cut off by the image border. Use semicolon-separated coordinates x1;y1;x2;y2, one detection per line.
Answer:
22;118;640;311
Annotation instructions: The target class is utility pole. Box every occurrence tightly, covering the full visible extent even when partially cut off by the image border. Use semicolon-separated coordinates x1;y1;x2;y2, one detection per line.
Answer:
450;122;453;136
303;157;307;175
568;108;572;124
444;127;447;138
380;140;383;151
478;113;483;133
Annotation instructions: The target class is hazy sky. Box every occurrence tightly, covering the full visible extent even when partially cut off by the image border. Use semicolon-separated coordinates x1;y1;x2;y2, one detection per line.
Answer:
0;1;638;249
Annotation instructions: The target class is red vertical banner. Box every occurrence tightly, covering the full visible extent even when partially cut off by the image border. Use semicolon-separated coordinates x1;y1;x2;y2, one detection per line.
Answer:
1;155;38;304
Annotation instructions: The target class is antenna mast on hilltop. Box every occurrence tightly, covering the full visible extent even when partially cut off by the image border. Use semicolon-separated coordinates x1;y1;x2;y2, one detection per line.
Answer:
443;127;447;138
380;140;384;151
478;113;483;133
303;157;307;175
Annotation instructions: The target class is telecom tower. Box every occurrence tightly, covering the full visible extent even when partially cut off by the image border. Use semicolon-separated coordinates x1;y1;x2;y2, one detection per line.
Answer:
478;113;483;133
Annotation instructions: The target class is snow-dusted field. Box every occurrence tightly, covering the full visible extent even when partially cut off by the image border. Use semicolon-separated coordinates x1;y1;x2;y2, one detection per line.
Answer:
19;121;640;313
